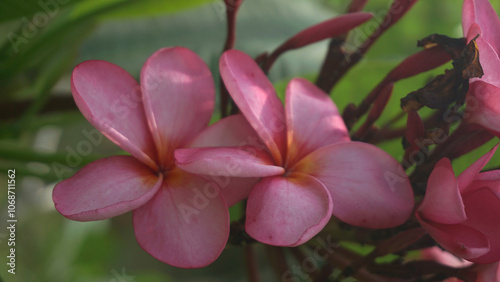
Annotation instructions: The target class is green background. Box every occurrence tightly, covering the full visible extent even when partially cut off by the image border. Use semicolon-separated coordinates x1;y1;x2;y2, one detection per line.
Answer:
0;0;499;281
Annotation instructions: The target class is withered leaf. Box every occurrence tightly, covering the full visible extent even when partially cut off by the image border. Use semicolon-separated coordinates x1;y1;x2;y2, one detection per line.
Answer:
401;35;483;112
417;34;466;60
453;36;483;78
401;70;469;111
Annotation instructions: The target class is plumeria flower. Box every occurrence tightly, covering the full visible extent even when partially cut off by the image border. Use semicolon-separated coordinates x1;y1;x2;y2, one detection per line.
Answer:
462;0;500;134
463;0;500;88
416;145;500;264
52;47;257;268
474;262;500;282
421;247;500;282
175;50;414;246
421;247;473;269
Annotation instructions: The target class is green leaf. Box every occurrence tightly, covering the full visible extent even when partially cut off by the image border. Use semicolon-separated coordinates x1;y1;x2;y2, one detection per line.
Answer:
229;202;244;222
72;0;216;21
0;10;96;95
340;241;374;255
0;140;103;165
0;0;85;24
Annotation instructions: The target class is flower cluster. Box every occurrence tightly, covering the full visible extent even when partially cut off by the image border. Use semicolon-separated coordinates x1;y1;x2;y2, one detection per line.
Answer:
463;0;500;134
52;0;500;280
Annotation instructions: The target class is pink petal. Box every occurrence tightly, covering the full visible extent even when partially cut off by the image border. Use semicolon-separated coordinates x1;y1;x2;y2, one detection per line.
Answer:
467;81;500;133
220;50;286;165
462;187;500;263
185;115;262;206
468;180;500;204
457;143;498;193
462;0;500;54
418;158;467;224
175;146;284;177
275;12;372;51
285;78;349;165
472;171;500;200
197;175;258;207
296;142;414;228
187;115;261;206
416;215;490;261
468;34;500;88
384;46;452;83
476;170;500;182
133;170;229;268
141;47;215;168
53;156;162;221
421;247;473;268
71;61;157;169
188;114;260;147
476;262;500;282
245;173;333;246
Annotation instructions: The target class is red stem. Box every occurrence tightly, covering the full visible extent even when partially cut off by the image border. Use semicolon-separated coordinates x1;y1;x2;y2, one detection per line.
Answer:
315;0;363;93
408;122;494;185
244;245;261;282
316;0;418;95
265;246;291;281
220;0;243;117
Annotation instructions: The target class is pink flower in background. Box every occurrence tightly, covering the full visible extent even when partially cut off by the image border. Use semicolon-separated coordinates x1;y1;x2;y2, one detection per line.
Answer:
421;247;500;282
52;47;256;268
474;262;500;282
421;247;473;269
462;0;500;87
416;145;500;264
462;0;500;134
175;49;414;246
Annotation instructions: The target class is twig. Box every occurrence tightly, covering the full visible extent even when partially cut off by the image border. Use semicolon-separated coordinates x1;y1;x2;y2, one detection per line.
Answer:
245;244;261;282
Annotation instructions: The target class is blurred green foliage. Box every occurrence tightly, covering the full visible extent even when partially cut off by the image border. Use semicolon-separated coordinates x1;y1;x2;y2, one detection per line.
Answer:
0;0;499;281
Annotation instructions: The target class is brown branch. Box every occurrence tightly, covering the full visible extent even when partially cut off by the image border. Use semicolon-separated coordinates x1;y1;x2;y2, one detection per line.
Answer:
245;245;261;282
220;0;244;117
0;95;77;120
316;0;419;95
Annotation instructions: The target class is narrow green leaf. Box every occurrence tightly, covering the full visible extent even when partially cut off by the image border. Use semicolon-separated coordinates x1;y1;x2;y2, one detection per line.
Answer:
72;0;216;20
0;0;85;24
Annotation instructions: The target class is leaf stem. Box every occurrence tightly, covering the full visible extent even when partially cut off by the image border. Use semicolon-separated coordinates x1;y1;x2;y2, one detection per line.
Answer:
220;0;243;117
244;244;261;282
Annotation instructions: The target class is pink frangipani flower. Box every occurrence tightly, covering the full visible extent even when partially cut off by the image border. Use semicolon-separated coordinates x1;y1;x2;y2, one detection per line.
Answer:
474;262;500;282
462;0;500;134
52;47;256;268
463;0;500;88
420;247;500;282
421;247;473;269
416;145;500;264
175;50;414;246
